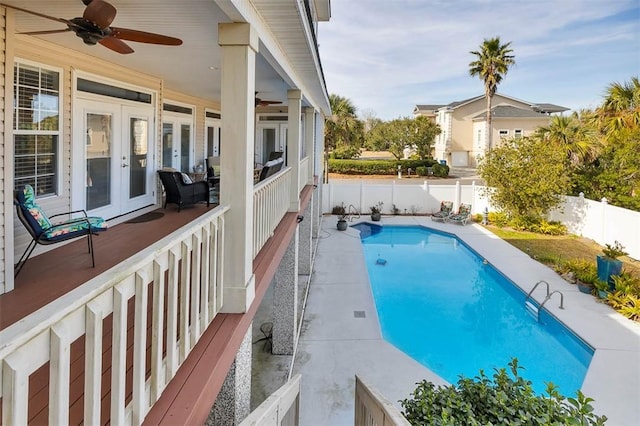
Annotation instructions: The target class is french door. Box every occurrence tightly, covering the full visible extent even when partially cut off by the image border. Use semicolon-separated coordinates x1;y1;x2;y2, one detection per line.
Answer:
162;113;193;172
256;122;288;166
73;100;155;219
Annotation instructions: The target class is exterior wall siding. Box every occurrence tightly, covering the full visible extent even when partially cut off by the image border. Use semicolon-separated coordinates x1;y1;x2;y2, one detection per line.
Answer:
7;35;219;267
0;7;6;293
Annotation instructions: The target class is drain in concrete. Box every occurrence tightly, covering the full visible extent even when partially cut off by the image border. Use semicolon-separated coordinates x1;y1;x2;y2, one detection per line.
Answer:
353;310;366;318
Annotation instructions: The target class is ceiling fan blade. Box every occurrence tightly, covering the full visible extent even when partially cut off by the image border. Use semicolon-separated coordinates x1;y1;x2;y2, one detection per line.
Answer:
83;0;116;30
99;36;134;54
18;28;73;36
110;27;182;45
0;3;75;26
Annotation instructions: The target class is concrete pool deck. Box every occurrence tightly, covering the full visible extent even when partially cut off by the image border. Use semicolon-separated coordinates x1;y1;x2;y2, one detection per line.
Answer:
291;215;640;426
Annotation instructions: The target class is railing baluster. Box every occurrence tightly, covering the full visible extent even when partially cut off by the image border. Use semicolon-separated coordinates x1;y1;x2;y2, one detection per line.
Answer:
133;270;151;425
180;240;191;361
151;257;166;403
191;233;202;344
167;247;180;378
85;300;103;425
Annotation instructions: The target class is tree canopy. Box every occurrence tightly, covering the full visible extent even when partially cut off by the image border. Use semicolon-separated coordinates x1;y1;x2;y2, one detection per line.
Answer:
477;136;570;220
365;116;440;160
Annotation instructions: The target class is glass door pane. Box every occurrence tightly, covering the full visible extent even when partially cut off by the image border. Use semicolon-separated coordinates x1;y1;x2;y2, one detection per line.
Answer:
86;113;112;210
162;122;174;168
262;128;276;165
180;124;191;172
129;117;148;198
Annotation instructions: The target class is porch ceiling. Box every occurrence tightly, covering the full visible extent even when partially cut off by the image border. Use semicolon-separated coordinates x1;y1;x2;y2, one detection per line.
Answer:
3;0;328;111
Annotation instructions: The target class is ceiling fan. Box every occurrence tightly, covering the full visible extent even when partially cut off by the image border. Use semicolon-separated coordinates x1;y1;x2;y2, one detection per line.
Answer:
0;0;182;54
255;92;283;107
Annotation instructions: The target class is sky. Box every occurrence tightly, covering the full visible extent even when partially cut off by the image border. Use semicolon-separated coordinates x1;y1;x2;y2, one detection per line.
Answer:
317;0;640;120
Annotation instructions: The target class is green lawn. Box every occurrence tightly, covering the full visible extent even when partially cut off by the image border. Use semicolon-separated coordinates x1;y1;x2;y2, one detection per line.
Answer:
485;225;640;278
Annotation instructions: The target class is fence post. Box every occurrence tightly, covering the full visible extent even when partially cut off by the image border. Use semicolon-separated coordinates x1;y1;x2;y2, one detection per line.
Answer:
391;180;396;213
601;197;608;244
454;181;461;212
423;180;429;212
471;180;476;214
360;180;365;214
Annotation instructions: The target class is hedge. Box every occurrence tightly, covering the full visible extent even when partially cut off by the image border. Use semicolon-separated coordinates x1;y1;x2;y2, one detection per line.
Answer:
328;159;446;176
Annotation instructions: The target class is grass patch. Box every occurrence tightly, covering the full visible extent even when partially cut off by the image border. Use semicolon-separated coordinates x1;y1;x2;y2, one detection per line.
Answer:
486;225;640;277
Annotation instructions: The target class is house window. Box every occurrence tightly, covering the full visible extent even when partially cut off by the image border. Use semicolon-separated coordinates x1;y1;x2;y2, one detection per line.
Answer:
514;129;523;138
499;129;509;138
13;62;61;197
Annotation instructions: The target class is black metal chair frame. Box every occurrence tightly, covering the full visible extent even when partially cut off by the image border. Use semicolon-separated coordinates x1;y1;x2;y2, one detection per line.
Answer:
13;191;101;277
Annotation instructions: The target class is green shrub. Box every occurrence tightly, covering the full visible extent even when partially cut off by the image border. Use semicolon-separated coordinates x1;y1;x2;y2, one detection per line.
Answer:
401;358;607;425
488;211;509;227
432;163;449;177
416;166;428;176
510;216;567;235
327;159;440;175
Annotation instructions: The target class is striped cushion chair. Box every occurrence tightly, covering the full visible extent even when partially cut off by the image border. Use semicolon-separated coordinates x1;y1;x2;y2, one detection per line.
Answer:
447;203;472;225
13;185;108;277
431;201;453;222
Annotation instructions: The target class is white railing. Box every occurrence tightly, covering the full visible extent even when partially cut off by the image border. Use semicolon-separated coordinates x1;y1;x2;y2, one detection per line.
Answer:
354;375;411;426
239;374;301;426
0;205;229;426
253;167;292;257
299;156;310;192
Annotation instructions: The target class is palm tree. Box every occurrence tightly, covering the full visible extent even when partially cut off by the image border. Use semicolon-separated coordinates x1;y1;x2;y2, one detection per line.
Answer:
534;113;599;166
597;76;640;138
469;37;516;150
325;94;360;151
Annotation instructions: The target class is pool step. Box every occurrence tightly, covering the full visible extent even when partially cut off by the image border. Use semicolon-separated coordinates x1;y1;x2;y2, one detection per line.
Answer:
525;300;539;320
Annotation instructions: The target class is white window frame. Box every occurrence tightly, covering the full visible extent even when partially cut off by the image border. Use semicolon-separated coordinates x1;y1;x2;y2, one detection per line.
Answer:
499;129;509;138
514;129;523;138
13;59;64;199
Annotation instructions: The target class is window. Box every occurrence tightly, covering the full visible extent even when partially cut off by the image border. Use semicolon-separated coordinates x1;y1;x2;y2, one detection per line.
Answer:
499;129;509;138
14;62;61;197
514;129;523;138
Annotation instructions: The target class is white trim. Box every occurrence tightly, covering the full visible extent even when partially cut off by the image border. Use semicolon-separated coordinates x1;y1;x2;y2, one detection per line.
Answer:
13;58;64;199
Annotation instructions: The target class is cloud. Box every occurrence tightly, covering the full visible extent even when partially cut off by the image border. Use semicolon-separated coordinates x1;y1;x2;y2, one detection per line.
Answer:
318;0;640;119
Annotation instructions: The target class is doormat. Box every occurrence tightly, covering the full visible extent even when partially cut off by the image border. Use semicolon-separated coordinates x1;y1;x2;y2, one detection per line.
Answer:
125;211;164;223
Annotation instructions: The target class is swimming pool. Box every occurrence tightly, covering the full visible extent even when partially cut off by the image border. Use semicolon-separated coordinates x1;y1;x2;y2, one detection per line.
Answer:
356;223;593;396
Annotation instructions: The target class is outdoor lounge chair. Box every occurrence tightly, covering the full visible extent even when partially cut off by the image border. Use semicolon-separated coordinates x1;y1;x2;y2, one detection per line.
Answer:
13;185;108;277
157;170;210;211
431;201;453;221
256;157;284;182
205;156;221;190
447;203;472;225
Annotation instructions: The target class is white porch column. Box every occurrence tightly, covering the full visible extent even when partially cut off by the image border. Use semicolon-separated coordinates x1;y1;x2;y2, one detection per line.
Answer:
218;23;257;312
288;89;302;212
272;228;299;355
304;107;315;185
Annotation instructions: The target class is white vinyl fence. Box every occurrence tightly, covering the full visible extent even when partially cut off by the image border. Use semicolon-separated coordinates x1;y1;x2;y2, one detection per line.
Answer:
323;181;640;260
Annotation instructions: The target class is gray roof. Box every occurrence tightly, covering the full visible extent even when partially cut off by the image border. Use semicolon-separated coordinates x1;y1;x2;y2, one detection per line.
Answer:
414;104;445;111
530;103;570;113
472;105;552;120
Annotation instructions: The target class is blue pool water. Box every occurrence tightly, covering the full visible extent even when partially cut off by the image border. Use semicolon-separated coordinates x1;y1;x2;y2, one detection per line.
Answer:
356;224;593;396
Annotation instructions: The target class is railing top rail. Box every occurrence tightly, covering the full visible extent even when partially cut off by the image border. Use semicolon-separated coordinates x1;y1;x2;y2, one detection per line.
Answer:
253;166;292;191
0;204;230;356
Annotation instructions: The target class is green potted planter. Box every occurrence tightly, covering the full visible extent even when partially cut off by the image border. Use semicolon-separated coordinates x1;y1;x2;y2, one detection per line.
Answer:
369;201;383;222
597;241;627;290
575;267;598;295
332;203;349;231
